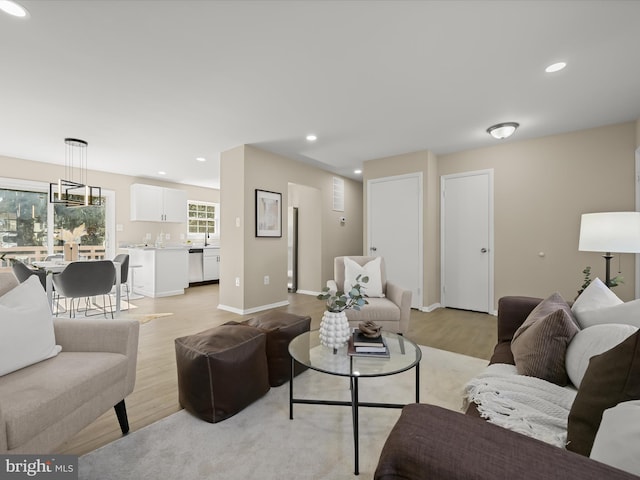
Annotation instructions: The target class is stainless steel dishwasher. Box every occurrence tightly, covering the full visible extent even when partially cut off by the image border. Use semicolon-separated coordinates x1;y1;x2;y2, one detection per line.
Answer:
188;248;204;283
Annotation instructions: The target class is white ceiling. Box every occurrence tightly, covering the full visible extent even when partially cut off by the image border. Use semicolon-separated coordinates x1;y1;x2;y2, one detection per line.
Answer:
1;1;639;190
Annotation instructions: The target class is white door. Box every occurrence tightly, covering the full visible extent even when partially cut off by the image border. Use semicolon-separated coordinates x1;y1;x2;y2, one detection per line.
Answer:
441;170;493;313
368;173;422;308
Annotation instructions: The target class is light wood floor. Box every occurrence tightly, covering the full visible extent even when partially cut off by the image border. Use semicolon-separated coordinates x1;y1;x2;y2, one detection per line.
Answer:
59;284;496;456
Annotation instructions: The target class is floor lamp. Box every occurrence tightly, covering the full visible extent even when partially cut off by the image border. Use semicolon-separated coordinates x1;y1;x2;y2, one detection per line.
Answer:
578;212;640;287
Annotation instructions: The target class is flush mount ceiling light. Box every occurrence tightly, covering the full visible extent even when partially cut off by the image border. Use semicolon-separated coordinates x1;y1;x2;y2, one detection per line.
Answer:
196;157;206;162
487;122;519;140
0;0;29;17
545;62;567;73
354;169;362;174
306;134;317;142
49;138;102;207
158;171;167;175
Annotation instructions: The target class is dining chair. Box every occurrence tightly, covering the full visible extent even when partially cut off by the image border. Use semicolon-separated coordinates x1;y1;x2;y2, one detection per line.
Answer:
113;253;130;305
52;260;116;318
11;259;47;289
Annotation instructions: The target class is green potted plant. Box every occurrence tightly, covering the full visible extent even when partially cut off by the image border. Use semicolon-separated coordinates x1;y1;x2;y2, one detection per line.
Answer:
317;274;369;350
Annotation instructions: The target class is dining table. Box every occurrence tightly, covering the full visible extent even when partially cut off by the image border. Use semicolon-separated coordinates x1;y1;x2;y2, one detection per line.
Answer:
32;260;122;315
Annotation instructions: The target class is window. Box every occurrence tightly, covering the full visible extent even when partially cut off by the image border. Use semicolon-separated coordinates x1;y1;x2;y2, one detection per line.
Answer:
187;201;219;239
0;178;115;266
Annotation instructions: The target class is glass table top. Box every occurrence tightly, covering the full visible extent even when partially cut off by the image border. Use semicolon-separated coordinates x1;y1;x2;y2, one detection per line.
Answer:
288;330;422;378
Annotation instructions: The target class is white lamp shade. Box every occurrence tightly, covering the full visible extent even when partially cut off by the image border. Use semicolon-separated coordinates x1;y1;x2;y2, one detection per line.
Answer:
579;212;640;253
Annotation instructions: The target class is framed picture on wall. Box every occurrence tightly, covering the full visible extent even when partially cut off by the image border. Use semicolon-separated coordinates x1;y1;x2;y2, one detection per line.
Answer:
255;189;282;237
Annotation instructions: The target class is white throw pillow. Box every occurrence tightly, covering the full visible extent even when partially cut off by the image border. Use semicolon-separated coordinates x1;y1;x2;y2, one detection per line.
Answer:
574;299;640;329
572;277;622;317
0;276;62;376
344;257;384;298
590;400;640;476
565;324;638;388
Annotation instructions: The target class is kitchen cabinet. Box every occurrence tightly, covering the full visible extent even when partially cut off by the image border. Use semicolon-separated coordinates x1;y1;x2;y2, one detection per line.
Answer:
130;183;187;223
203;247;220;281
127;247;188;297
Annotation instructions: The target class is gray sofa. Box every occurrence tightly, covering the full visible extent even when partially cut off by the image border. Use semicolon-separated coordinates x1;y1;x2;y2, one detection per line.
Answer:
0;272;139;453
375;296;639;479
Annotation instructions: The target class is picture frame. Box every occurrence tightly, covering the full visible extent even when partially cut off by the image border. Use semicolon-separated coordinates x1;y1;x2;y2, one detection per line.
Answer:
255;189;282;237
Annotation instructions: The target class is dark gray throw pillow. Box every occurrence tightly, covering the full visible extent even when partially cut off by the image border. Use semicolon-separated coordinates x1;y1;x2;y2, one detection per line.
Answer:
566;330;640;456
511;292;579;386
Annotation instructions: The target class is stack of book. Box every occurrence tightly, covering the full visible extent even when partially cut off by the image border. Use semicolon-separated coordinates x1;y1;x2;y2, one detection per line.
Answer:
348;329;390;358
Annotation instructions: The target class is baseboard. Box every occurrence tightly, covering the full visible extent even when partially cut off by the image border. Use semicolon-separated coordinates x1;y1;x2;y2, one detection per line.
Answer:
294;289;321;297
217;300;290;315
420;303;441;312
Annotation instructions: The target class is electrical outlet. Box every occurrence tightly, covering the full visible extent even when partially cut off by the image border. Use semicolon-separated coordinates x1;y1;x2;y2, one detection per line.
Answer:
263;275;269;285
236;217;241;227
235;277;240;287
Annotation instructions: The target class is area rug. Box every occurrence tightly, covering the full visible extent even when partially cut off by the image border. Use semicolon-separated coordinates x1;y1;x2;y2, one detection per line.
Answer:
80;346;488;480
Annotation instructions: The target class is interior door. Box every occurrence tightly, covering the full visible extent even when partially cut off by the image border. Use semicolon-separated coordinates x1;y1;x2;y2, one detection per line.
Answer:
368;173;422;308
441;170;493;313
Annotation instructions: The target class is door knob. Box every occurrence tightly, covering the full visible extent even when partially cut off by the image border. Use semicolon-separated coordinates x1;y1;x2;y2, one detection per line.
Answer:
370;246;377;252
480;248;488;253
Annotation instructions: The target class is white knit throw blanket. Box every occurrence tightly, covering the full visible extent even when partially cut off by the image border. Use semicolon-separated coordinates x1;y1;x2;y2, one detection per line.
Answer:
463;363;577;447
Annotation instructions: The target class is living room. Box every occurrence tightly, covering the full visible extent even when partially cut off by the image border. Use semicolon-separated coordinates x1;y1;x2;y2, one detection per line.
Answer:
1;1;640;479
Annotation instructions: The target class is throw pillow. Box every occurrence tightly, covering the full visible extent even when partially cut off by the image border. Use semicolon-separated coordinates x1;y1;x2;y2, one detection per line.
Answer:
0;276;62;377
572;277;622;315
573;298;640;329
566;330;640;456
566;324;637;388
511;292;579;386
590;400;640;476
343;257;384;298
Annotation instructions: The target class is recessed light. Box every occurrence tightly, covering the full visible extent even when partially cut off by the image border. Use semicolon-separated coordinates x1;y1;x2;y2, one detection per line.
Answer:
354;169;362;174
0;1;29;18
306;134;317;142
196;157;206;162
545;62;567;73
158;171;166;175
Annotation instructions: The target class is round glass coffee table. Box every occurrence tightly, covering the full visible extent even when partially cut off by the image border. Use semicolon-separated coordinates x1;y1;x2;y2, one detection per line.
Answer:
288;329;422;475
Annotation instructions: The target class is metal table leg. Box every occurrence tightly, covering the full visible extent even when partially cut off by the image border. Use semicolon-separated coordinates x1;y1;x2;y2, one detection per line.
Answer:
351;375;360;475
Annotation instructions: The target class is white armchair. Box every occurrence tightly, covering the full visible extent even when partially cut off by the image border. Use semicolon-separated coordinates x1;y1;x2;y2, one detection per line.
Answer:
327;256;412;334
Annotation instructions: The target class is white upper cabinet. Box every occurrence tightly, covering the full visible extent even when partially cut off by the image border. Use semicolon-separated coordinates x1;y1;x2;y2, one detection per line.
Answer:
130;183;187;223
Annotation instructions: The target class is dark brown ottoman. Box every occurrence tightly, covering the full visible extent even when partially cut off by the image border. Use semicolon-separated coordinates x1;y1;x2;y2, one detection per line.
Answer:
175;324;270;423
241;311;311;387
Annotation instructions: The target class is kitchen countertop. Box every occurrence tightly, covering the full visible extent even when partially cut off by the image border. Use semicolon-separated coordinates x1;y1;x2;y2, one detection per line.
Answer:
127;245;219;250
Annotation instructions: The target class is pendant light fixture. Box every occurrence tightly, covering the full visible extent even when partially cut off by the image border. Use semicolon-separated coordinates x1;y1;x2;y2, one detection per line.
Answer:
49;138;102;206
487;122;519;140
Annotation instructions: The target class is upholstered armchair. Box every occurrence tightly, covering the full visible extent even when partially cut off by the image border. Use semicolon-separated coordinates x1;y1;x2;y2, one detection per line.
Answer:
327;256;412;334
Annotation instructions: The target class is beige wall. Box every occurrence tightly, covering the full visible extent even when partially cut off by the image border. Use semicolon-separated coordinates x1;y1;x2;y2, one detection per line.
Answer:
363;122;637;309
219;145;363;313
0;154;219;251
288;183;322;293
363;150;440;308
439;122;637;303
219;145;246;310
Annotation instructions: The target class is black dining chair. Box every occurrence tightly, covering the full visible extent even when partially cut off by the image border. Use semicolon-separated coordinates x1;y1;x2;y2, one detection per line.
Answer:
52;260;116;318
12;259;47;289
113;253;130;305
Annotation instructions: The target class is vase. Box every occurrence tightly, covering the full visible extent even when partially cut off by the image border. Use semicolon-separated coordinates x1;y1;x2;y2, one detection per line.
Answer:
63;242;78;261
319;310;351;350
